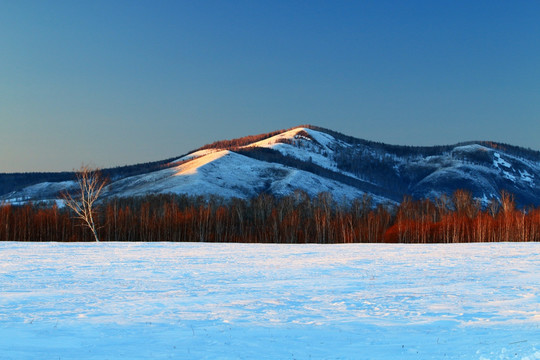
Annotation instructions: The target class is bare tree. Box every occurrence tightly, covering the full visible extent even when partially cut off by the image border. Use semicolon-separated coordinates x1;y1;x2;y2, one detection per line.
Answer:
62;166;107;242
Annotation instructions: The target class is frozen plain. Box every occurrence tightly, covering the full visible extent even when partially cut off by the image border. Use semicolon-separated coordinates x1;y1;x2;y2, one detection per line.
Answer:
0;242;539;360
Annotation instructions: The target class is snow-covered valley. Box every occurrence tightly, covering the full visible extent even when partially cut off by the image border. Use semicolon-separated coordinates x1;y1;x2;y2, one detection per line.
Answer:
1;242;539;359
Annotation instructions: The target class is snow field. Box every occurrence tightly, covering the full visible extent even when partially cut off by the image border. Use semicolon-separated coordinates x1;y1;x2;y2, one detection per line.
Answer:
0;242;539;359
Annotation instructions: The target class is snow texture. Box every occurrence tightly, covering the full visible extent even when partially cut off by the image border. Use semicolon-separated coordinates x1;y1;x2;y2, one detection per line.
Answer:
247;128;340;172
3;181;76;205
1;242;539;359
520;170;534;185
107;149;381;202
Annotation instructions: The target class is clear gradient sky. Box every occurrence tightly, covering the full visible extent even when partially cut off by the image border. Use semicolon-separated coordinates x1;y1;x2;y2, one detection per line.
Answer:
1;1;539;172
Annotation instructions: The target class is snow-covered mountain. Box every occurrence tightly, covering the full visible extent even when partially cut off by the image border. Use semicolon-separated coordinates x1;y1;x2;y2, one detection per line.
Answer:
2;125;540;207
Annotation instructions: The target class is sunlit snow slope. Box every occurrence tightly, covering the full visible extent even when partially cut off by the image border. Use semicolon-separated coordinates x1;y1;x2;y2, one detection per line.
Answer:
107;147;379;202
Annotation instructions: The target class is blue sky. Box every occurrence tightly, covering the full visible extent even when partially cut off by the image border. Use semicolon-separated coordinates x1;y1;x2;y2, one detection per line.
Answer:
1;1;539;172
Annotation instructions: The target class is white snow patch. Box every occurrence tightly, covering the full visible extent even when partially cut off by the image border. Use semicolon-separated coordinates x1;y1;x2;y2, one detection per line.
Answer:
244;128;351;174
494;152;512;169
174;150;230;175
520;169;534;185
492;153;520;182
3;181;76;201
173;148;220;163
503;170;517;182
248;127;350;151
302;128;336;148
453;144;491;153
479;193;495;206
248;128;315;148
2;181;75;206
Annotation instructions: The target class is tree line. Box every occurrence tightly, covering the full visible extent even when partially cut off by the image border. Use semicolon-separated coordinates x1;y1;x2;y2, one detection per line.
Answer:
1;189;539;243
305;124;540;162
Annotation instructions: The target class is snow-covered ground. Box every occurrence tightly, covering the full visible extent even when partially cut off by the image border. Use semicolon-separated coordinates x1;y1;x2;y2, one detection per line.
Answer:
1;242;539;360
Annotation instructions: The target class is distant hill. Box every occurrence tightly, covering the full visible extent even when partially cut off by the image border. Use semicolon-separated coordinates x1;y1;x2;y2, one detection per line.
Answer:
2;125;540;207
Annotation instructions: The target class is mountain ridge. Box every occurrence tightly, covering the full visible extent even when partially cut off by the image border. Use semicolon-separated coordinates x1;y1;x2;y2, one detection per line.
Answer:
2;125;540;207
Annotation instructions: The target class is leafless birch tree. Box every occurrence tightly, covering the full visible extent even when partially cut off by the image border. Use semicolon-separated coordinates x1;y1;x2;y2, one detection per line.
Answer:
62;166;107;242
